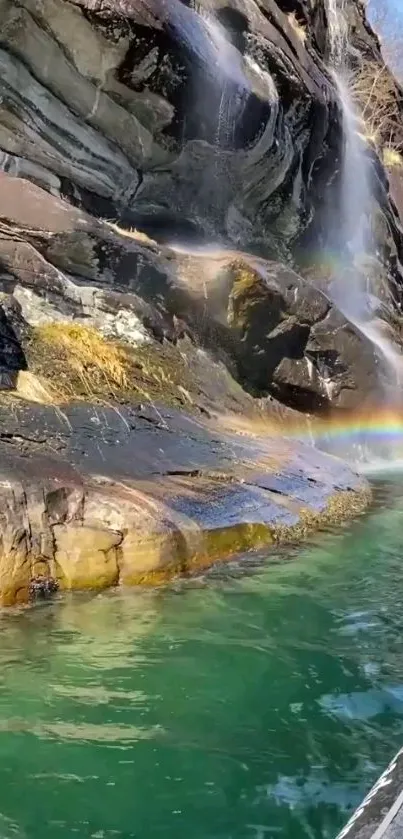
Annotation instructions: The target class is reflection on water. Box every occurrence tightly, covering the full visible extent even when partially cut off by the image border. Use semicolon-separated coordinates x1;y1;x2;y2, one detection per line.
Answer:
0;477;402;838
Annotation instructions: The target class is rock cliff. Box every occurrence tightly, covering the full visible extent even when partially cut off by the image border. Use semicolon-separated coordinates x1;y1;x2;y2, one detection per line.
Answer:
0;0;401;404
0;0;400;601
0;0;343;258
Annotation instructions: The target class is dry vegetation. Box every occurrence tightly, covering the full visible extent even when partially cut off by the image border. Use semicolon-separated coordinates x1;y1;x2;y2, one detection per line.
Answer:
32;323;129;400
105;222;157;247
383;147;403;169
351;58;403;166
14;370;58;405
26;321;203;410
287;12;307;43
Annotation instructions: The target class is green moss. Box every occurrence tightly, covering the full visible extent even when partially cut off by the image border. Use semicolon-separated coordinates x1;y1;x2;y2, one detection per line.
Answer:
227;263;265;333
270;488;371;544
203;522;273;562
230;265;259;297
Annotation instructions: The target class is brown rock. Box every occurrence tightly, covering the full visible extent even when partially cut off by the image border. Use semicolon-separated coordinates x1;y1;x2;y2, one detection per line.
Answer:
53;524;122;590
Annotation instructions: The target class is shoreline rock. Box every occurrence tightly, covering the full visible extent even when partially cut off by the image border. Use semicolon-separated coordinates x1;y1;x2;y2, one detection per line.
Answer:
0;399;370;606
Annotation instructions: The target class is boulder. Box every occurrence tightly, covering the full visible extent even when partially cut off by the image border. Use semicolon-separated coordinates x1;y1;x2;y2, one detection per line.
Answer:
172;251;383;412
228;261;379;411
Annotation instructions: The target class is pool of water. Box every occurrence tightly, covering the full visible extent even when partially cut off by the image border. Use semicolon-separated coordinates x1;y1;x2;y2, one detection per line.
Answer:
1;476;403;839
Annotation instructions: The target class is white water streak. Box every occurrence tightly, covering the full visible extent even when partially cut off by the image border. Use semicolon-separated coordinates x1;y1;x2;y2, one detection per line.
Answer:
326;0;348;67
332;73;403;387
325;0;403;390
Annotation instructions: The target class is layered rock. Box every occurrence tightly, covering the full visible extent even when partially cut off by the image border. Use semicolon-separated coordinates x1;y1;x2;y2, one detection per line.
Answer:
0;0;402;600
0;0;399;268
0;174;387;413
0;0;400;303
0;0;339;259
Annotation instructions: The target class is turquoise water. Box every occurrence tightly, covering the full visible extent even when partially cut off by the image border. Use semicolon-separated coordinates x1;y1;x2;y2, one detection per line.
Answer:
1;477;403;839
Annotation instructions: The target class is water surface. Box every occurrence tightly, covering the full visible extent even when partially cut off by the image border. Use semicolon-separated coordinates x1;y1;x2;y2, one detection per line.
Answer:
1;476;403;839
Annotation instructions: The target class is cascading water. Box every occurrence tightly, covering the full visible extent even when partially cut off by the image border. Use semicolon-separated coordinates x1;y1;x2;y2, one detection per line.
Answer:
161;0;278;245
316;0;403;469
329;74;403;385
164;0;403;470
166;0;276;150
158;1;252;239
326;0;348;68
198;15;243;149
164;0;247;149
328;74;370;321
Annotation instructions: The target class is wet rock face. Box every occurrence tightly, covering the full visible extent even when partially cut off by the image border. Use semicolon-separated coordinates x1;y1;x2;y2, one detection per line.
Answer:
0;173;388;415
226;262;380;412
0;0;339;256
0;0;399;283
0;0;398;260
0;303;27;389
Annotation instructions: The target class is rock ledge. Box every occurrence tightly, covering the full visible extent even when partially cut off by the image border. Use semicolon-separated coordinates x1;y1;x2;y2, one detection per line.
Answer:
0;400;370;605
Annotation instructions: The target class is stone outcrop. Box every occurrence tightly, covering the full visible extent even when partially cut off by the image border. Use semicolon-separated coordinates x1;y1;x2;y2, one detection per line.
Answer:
172;251;384;411
0;398;369;606
0;0;402;601
0;173;372;603
0;174;389;413
0;0;338;259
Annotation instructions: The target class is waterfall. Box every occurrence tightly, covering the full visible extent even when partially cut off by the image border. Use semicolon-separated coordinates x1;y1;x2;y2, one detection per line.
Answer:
326;0;348;67
327;7;403;385
160;0;279;247
163;0;247;151
200;15;245;149
316;0;403;468
328;73;370;323
325;0;373;329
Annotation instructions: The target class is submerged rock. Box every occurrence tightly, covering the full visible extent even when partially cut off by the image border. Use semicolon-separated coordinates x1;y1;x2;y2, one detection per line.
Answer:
29;576;59;601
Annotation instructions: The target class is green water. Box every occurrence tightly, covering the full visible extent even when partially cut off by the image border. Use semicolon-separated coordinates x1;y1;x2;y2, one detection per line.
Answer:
1;477;403;839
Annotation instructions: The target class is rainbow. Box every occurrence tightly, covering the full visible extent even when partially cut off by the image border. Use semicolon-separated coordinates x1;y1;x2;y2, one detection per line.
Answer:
291;409;403;444
221;407;403;442
276;408;403;472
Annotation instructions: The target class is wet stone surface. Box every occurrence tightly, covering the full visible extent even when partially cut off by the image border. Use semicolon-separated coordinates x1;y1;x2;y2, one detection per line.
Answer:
0;398;370;605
